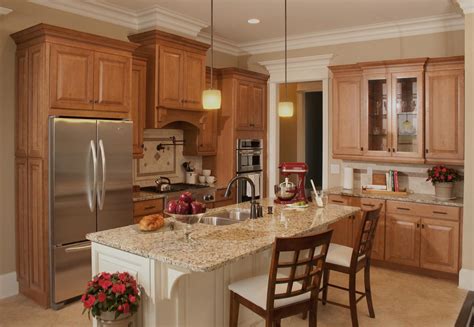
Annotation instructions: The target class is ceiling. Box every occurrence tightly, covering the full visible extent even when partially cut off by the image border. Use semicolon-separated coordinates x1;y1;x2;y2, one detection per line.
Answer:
105;0;462;43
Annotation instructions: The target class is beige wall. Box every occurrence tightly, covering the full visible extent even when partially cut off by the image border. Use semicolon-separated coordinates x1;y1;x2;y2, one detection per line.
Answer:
462;13;474;274
0;0;237;276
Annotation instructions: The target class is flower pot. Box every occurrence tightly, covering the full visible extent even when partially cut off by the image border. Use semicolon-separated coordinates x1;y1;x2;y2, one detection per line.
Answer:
434;182;455;200
97;312;134;327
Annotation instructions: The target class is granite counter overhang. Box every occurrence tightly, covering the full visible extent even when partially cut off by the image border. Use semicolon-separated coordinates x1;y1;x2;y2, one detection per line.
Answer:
86;199;360;272
326;187;463;208
133;191;166;202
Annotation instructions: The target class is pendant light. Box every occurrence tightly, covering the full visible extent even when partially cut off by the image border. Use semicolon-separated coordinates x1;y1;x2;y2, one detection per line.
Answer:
202;0;221;110
278;0;294;118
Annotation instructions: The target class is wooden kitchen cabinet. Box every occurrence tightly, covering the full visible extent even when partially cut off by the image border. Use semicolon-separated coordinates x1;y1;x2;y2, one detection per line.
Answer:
385;214;421;267
15;158;29;288
331;68;363;156
328;195;354;247
235;80;265;131
50;44;132;115
133;198;164;223
183;52;206;110
159;46;184;109
425;57;465;165
131;58;147;158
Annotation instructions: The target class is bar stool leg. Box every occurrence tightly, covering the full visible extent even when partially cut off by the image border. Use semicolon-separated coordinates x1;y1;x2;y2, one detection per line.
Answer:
309;298;318;327
364;263;375;318
349;272;359;327
322;268;330;305
229;291;239;327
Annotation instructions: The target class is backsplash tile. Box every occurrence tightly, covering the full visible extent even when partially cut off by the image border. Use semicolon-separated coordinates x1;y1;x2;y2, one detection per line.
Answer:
133;129;202;187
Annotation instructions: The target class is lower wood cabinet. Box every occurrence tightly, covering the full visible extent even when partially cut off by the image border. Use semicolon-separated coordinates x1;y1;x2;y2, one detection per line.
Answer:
385;214;421;267
133;198;164;223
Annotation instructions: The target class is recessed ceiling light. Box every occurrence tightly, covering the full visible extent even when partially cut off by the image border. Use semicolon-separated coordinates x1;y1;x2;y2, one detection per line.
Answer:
247;18;260;24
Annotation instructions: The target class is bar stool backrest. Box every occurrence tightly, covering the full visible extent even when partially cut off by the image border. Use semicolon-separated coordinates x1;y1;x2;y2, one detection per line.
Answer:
351;206;383;267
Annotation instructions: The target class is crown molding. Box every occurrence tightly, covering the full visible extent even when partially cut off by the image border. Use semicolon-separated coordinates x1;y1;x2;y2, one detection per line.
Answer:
0;6;13;15
458;0;474;14
28;0;208;37
196;32;242;56
241;14;464;55
259;54;333;82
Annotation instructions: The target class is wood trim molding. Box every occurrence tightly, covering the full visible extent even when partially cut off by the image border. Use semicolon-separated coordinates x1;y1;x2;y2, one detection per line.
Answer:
457;0;474;14
0;6;12;15
128;29;209;53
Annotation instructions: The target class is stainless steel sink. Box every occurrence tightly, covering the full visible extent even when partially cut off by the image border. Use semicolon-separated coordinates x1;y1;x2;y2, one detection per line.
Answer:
199;217;239;226
200;208;251;226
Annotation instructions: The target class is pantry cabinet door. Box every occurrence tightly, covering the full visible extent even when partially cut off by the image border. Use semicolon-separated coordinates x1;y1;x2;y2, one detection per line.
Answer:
50;44;94;111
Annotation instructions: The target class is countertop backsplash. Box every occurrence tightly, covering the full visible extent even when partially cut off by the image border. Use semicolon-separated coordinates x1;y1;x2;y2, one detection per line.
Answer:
339;161;464;198
133;129;202;187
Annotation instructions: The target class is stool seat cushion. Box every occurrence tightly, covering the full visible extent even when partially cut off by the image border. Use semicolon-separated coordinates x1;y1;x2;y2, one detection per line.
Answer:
228;274;311;309
326;243;365;267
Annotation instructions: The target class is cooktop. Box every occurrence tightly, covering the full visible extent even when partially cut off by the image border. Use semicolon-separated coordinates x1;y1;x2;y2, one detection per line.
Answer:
141;183;210;194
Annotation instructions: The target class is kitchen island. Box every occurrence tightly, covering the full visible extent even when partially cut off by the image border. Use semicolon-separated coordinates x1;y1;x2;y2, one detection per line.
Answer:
86;199;359;327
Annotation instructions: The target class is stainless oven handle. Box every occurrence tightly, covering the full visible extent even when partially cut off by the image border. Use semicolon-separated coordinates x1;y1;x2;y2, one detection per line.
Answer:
65;244;92;253
237;150;262;155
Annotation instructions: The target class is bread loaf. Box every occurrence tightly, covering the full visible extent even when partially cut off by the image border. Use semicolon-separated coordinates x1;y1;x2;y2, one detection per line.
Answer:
139;214;165;231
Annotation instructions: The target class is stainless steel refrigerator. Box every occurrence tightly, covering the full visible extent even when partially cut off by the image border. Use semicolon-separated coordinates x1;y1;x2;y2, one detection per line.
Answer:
49;117;133;308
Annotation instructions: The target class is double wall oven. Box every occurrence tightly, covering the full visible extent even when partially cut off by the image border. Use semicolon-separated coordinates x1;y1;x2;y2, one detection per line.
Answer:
236;139;263;203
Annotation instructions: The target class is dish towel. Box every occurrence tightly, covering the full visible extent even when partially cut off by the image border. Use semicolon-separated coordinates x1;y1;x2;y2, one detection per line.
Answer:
246;174;260;198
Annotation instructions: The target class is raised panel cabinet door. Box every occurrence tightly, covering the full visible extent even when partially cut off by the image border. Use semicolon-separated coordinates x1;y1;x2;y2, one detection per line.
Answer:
28;44;47;158
425;69;464;163
16;49;28;157
28;158;48;299
420;218;459;273
159;46;184;109
385;214;420;267
332;75;363;156
183;52;206;110
198;110;218;155
94;52;131;113
131;59;147;158
250;84;265;130
50;44;94;110
15;158;29;286
328;217;353;247
235;81;251;129
371;218;386;260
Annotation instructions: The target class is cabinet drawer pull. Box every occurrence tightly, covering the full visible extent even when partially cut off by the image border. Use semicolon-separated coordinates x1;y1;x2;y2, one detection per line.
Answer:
396;207;410;211
362;203;375;207
421;224;425;229
144;206;156;210
331;200;344;204
433;211;447;215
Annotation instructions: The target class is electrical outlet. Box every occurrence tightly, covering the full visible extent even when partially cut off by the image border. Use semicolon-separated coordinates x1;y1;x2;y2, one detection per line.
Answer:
330;164;340;174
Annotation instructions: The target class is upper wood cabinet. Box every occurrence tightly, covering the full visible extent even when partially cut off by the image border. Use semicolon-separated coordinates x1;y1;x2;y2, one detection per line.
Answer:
331;68;363;156
129;30;209;124
50;46;133;115
131;57;147;159
330;56;464;165
232;74;266;132
425;57;465;165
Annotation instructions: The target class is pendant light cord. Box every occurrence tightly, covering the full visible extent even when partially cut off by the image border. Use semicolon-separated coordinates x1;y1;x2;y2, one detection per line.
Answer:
284;0;288;101
210;0;214;90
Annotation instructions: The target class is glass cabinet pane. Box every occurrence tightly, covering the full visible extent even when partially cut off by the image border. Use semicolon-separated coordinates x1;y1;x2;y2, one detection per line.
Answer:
367;79;388;151
395;77;418;153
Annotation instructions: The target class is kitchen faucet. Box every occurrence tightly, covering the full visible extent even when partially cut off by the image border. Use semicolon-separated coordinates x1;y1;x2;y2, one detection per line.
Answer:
224;176;262;219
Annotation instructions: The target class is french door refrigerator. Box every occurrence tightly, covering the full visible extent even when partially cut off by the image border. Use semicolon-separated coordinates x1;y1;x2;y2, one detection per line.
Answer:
49;117;133;308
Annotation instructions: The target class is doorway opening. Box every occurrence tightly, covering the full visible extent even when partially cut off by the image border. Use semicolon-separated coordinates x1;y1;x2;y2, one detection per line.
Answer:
278;82;324;190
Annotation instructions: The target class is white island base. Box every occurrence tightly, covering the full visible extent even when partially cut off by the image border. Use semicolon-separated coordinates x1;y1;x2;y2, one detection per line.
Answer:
92;242;272;327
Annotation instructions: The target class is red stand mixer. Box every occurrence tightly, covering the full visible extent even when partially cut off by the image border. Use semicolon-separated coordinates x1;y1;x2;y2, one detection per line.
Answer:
274;162;308;204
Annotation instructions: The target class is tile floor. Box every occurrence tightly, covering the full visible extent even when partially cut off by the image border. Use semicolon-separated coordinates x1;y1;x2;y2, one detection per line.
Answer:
0;267;467;327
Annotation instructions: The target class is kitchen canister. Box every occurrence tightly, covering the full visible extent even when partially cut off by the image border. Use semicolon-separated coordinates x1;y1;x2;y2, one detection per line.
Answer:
343;167;354;190
185;172;197;184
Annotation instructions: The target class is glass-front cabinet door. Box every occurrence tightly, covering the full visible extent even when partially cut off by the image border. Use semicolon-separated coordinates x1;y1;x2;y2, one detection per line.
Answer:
391;71;424;159
362;75;392;157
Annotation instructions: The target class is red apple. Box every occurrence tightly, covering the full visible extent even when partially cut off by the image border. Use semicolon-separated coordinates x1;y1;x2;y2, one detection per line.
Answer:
166;200;178;214
190;201;206;214
179;191;194;204
176;200;191;215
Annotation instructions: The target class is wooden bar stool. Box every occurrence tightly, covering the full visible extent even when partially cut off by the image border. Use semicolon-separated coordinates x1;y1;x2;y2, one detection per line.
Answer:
228;229;333;327
321;206;382;327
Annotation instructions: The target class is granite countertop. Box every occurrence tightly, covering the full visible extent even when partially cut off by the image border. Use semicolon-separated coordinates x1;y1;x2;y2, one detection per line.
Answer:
132;191;166;202
326;187;463;208
86;198;360;272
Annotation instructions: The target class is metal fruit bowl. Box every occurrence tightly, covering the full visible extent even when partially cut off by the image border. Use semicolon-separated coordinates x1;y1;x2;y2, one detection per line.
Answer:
163;211;207;224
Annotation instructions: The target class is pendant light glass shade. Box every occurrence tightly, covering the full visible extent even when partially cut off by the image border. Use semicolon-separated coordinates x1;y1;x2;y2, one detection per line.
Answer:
202;89;222;110
278;101;294;117
202;0;221;110
278;0;293;117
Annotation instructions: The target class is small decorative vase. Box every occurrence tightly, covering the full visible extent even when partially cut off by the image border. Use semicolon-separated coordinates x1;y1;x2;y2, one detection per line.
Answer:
434;182;455;200
97;312;134;327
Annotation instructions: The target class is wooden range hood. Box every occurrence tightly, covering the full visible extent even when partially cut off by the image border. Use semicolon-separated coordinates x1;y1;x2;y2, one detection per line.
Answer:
128;30;210;129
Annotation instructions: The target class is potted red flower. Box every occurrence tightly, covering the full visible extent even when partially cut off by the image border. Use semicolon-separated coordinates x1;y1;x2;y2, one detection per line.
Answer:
81;272;141;326
426;165;462;200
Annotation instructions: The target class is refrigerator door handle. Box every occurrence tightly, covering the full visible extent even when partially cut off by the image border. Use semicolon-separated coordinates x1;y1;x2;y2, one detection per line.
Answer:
88;140;98;213
98;139;107;211
64;244;92;253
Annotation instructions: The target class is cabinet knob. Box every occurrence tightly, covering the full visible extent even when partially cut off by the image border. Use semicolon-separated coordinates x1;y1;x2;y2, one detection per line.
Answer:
89;100;94;104
388;148;391;152
392;148;396;152
425;149;429;154
360;147;364;151
94;100;99;104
